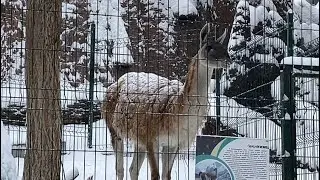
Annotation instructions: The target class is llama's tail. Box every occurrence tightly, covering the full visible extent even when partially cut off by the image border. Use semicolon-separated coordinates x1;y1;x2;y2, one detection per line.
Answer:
102;80;126;179
101;80;122;150
101;80;121;123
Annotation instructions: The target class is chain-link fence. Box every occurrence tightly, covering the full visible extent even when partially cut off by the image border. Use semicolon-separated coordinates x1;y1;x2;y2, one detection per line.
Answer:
1;0;319;179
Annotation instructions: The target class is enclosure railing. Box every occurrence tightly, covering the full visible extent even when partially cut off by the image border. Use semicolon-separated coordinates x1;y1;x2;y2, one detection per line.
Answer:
214;11;319;180
1;1;319;179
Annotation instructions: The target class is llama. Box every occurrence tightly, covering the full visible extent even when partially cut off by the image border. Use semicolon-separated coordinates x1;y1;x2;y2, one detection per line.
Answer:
102;23;229;180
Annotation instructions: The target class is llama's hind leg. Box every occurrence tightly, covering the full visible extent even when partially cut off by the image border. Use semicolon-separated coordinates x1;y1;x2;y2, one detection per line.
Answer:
147;144;160;180
129;144;146;180
115;137;124;180
161;146;178;180
110;130;124;180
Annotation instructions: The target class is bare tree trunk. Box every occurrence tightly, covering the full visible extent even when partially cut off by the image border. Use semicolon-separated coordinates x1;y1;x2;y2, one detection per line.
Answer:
23;0;62;179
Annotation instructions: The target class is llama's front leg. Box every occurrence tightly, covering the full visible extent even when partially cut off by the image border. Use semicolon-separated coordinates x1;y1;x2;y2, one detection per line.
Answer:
114;137;124;180
147;144;160;180
129;145;146;180
161;146;178;180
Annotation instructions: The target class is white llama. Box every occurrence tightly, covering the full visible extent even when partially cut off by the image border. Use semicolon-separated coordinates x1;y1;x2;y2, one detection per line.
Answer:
102;23;229;180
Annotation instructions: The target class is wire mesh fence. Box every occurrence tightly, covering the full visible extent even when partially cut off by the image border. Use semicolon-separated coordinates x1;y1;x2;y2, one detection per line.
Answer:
1;0;319;180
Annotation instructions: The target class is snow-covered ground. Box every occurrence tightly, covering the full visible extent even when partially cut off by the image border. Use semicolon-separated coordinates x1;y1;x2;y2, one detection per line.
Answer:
2;91;318;179
1;121;17;180
4;119;196;180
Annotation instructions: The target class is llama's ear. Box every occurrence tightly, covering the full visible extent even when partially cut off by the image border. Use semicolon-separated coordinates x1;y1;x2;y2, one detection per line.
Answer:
200;23;210;46
216;28;227;44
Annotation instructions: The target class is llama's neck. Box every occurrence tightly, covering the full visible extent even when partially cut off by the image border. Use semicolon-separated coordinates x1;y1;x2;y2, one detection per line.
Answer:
168;56;215;148
181;56;214;105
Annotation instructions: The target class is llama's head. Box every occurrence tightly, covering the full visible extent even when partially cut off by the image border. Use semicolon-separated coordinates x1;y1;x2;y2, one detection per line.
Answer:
198;23;229;68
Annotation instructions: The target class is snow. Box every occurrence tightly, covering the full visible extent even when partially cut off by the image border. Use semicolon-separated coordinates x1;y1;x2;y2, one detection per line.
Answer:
283;150;290;157
89;0;134;65
197;0;213;8
2;37;26;85
251;5;269;27
271;75;319;171
127;0;199;56
1;82;26;108
229;2;288;61
294;21;319;44
1;76;107;110
62;2;78;19
281;57;319;67
140;0;198;17
271;73;319;106
209;93;319;175
1;0;113;108
2;90;319;179
251;52;278;64
115;72;183;102
70;42;86;51
1;77;106;109
229;0;318;64
237;0;249;8
6;120;196;180
268;10;282;24
228;0;250;51
295;96;319;170
295;74;319;106
169;0;198;16
293;0;320;24
208;94;282;154
2;0;23;9
258;0;277;12
1;121;17;180
64;167;79;180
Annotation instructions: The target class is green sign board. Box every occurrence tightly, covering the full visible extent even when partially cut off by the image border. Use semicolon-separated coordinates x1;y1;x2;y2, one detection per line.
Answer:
195;135;269;180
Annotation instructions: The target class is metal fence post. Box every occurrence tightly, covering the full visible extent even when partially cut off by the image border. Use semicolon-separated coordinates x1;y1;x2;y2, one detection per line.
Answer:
287;11;294;57
281;11;296;180
215;70;221;135
88;23;95;148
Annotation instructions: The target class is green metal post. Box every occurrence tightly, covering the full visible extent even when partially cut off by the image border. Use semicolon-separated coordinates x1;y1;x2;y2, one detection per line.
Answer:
88;23;95;148
215;70;221;135
287;12;294;57
281;11;296;180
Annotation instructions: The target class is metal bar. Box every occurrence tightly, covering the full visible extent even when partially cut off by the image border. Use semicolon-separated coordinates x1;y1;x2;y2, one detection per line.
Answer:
88;23;96;149
229;61;319;71
287;12;294;57
281;11;297;180
215;70;221;135
287;65;319;71
293;73;320;78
